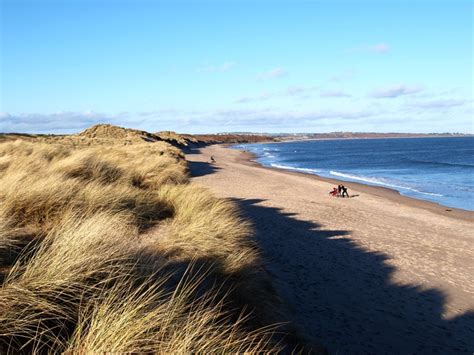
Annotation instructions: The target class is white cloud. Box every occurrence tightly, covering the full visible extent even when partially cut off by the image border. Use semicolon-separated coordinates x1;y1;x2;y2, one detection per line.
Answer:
4;97;471;134
257;67;288;80
407;99;467;109
368;43;390;54
200;61;236;72
0;107;376;134
181;107;377;129
0;111;125;134
285;86;318;96
128;104;474;133
369;84;424;98
320;90;351;98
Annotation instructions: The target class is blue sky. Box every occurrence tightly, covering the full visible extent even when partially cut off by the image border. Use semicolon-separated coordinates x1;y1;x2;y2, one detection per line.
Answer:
1;0;472;133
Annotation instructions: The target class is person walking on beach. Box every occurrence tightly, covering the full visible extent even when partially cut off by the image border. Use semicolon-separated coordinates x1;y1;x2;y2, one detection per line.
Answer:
341;185;349;198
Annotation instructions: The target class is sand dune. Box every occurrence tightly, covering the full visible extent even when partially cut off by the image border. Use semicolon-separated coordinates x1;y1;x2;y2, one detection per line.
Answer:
186;144;474;354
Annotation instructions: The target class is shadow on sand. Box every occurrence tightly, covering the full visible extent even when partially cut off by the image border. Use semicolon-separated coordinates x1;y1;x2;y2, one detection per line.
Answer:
187;160;220;177
182;144;208;155
230;198;474;354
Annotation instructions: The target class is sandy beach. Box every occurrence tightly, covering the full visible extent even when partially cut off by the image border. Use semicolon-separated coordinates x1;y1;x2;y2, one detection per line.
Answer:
186;144;474;354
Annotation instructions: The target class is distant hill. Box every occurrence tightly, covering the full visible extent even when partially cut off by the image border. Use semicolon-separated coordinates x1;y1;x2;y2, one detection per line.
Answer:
182;133;276;144
273;132;471;141
1;125;470;147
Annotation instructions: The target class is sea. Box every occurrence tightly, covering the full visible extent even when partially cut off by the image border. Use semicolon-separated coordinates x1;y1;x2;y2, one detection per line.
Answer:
233;137;474;211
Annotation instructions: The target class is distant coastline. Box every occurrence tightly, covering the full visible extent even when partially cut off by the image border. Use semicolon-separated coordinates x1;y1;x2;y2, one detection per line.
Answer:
275;134;474;143
272;132;472;143
184;132;472;145
1;130;471;146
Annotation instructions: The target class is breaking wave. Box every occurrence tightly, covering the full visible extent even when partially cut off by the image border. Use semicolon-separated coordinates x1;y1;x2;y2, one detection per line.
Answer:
270;163;321;174
329;171;443;197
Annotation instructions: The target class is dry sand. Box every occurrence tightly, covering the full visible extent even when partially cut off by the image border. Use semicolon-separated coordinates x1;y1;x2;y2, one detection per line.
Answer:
186;144;474;354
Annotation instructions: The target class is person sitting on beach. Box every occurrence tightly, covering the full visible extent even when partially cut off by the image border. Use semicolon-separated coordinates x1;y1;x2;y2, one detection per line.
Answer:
337;184;343;197
329;187;338;197
210;156;216;164
341;185;349;198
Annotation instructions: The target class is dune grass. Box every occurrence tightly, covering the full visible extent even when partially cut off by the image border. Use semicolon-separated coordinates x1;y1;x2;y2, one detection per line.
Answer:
0;128;318;353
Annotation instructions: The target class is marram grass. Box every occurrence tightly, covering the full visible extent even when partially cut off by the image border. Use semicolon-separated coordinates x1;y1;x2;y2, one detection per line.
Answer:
0;135;308;353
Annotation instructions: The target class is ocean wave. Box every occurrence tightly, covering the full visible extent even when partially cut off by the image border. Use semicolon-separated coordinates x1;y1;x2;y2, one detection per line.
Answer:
270;163;321;174
407;159;474;168
329;171;444;197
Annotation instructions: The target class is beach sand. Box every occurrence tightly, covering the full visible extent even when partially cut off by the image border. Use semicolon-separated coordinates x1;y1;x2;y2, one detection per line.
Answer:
186;144;474;354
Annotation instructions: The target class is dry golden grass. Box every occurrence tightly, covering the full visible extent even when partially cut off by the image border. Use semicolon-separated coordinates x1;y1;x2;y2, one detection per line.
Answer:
156;184;256;270
66;262;277;354
156;130;197;146
1;212;136;352
0;127;316;353
0;141;186;233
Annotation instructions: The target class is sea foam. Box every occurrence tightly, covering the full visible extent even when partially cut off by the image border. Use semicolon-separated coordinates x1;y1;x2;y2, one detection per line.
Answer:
329;171;443;197
270;163;321;174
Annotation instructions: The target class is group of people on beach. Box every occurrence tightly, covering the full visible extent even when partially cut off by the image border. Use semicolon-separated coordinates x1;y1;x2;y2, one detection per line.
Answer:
330;184;349;198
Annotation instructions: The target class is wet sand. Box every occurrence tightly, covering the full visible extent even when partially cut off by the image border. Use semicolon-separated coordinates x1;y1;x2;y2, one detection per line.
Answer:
186;144;474;354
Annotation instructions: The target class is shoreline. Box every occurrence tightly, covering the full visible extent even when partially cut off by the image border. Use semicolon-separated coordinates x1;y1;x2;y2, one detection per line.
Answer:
186;144;474;353
230;146;473;222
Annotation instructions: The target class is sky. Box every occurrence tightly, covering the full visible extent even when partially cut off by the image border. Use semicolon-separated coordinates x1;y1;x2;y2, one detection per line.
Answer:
0;0;473;134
